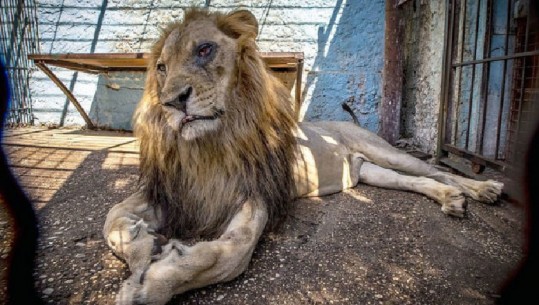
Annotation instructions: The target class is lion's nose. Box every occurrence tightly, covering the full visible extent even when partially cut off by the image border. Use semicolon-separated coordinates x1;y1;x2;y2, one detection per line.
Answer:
163;86;192;113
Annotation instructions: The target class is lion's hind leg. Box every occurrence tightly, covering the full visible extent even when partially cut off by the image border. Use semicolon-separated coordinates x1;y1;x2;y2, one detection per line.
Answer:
358;162;467;217
335;123;504;204
361;145;504;204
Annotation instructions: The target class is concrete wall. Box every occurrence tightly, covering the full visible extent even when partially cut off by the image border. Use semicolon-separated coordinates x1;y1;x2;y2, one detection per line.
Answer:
401;0;446;155
31;0;385;132
89;72;145;130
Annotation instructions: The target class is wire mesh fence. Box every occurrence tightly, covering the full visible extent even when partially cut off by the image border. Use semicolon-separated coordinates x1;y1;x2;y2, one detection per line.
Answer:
0;0;40;126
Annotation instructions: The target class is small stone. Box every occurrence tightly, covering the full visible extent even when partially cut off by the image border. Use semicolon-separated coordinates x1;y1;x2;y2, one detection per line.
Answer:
43;288;54;295
216;294;225;301
375;294;383;299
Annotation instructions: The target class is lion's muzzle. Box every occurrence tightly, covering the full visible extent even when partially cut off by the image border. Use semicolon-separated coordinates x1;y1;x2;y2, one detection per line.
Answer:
162;86;192;113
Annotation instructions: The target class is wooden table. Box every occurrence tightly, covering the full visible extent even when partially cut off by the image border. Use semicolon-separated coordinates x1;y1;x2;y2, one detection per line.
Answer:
28;52;304;129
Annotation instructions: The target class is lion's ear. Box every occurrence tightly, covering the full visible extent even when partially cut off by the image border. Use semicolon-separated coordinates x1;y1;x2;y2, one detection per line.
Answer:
219;10;259;39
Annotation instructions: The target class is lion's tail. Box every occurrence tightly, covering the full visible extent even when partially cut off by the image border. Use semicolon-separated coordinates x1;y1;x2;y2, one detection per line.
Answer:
341;102;359;126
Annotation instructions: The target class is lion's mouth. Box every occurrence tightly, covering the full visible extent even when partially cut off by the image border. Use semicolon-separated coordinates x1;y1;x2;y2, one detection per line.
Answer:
181;109;224;124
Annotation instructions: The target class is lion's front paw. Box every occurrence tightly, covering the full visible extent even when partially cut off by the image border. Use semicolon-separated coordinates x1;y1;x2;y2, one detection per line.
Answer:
107;218;149;253
115;274;142;305
116;240;189;305
115;272;173;305
440;188;467;218
475;180;504;204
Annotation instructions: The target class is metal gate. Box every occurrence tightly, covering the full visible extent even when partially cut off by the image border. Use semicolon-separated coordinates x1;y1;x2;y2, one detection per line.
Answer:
0;0;40;126
438;0;539;175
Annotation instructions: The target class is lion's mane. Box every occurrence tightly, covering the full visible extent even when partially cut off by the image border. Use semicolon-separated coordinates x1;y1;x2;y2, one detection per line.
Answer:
133;9;297;239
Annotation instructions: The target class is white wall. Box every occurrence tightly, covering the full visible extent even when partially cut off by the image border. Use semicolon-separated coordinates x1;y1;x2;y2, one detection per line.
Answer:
31;0;386;132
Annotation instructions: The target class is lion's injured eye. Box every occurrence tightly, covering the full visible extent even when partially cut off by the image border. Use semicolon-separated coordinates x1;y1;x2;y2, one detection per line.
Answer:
156;62;167;73
195;42;216;65
197;44;213;57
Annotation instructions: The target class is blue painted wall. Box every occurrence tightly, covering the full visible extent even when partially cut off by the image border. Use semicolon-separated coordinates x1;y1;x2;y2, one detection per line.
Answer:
89;72;145;130
301;0;385;132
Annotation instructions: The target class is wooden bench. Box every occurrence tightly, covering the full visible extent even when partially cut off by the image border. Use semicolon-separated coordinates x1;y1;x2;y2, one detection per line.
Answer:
29;52;304;129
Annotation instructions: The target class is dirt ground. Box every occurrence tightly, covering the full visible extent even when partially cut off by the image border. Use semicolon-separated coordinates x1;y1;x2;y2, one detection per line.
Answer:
0;127;525;305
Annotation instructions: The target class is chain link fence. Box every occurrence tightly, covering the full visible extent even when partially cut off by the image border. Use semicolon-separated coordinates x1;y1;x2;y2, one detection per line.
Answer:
0;0;40;126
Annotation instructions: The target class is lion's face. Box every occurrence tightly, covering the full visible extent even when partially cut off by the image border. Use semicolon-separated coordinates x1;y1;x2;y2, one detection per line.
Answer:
154;17;238;140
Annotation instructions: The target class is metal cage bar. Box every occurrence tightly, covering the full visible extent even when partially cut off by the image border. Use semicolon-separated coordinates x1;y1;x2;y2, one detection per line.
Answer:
477;0;493;155
493;0;513;159
464;0;483;150
512;0;531;163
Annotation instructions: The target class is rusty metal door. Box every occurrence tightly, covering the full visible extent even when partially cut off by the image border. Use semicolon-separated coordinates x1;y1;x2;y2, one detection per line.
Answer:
438;0;539;175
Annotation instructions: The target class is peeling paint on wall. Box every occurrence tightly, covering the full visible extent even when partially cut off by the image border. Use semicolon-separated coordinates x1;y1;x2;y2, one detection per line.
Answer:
401;0;446;154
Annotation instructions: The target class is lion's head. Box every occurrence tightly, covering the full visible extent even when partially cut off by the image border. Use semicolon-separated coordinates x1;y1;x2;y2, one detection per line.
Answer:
133;8;297;239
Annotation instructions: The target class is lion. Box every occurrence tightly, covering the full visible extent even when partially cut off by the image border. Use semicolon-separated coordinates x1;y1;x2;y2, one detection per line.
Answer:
103;8;504;305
